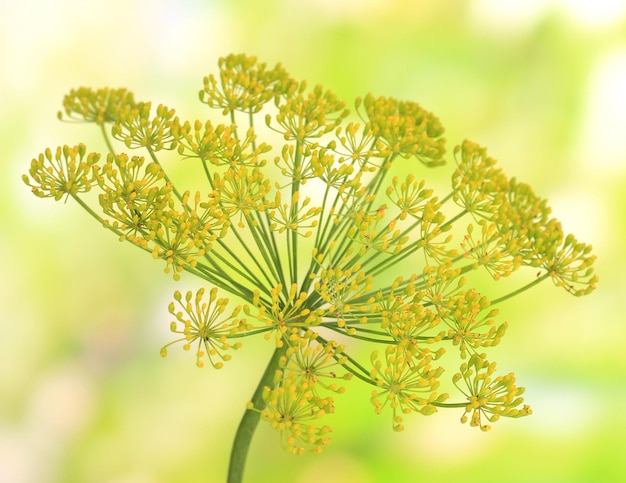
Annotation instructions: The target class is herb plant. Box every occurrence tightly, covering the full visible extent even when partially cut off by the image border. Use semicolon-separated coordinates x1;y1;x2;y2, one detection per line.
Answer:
23;54;597;483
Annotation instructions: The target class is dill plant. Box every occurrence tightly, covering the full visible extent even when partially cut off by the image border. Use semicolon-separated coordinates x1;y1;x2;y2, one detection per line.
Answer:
23;54;597;482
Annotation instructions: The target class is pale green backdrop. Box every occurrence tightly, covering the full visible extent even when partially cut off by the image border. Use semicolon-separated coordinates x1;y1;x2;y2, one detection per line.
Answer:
1;1;625;482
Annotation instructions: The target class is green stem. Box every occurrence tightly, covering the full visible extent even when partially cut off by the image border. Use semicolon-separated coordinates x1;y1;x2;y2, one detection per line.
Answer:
490;272;550;306
100;124;116;155
289;140;303;285
227;345;286;483
431;401;468;409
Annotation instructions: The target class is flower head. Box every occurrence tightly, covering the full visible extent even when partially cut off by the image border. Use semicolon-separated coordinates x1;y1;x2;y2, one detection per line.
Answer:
58;87;135;125
23;144;100;201
254;371;333;454
370;346;447;431
112;102;178;151
282;335;352;394
161;288;248;368
271;84;349;142
25;53;598;456
97;153;172;237
201;53;295;115
357;94;446;165
173;119;271;167
453;354;531;431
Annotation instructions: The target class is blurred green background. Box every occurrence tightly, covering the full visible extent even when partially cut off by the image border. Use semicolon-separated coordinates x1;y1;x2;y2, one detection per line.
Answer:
2;1;625;482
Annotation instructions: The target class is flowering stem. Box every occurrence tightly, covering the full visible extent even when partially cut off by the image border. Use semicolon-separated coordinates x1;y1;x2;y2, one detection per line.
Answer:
431;401;468;408
100;124;116;155
227;345;286;483
20;56;600;463
491;272;550;306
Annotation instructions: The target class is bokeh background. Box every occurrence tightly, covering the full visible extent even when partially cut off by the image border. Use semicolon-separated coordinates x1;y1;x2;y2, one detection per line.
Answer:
2;1;625;482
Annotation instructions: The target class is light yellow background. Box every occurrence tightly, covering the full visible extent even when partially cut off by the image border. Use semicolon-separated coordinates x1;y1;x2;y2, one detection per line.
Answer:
2;1;625;482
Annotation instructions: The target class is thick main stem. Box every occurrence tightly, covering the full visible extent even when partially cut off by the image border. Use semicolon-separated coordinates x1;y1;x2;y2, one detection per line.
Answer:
227;346;286;483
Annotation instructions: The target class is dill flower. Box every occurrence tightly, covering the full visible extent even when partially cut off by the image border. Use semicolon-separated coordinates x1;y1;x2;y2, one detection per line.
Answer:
370;346;447;431
58;87;135;125
453;353;531;432
24;53;597;482
162;288;247;368
112;102;178;151
254;371;333;454
22;144;100;201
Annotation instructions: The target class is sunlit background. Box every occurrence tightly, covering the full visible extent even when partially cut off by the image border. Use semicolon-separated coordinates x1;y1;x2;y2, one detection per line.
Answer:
1;1;625;482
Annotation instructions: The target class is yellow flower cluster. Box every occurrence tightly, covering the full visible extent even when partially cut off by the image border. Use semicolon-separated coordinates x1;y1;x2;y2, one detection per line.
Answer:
251;333;351;454
453;353;531;431
23;144;100;201
357;94;446;166
370;346;447;431
201;53;294;116
59;87;135;125
24;53;597;454
254;370;333;454
453;140;598;294
112;102;177;151
162;288;248;368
